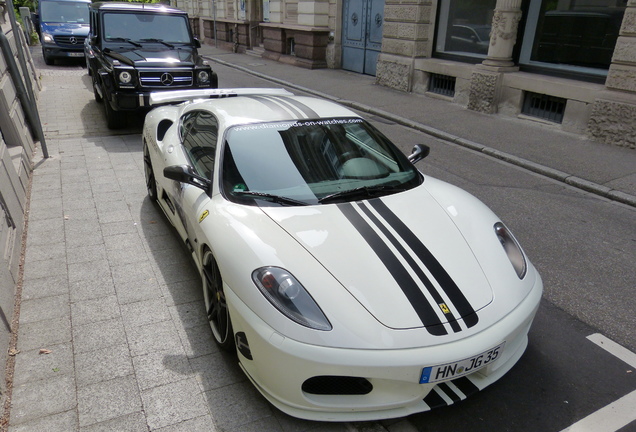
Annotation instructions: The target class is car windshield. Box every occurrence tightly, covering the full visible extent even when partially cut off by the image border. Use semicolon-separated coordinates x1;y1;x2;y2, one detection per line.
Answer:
103;12;191;44
222;118;422;206
41;1;89;24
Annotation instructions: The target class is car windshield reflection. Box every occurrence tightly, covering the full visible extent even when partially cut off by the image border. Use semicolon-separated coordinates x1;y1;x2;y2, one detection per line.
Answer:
222;118;422;206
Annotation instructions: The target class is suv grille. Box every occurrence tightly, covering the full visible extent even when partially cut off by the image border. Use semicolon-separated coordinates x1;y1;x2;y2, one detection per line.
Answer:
139;71;194;88
53;35;86;47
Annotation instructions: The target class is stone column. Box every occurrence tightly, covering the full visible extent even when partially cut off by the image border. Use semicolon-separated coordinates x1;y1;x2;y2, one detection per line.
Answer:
376;0;433;92
587;2;636;149
482;0;522;68
468;0;522;113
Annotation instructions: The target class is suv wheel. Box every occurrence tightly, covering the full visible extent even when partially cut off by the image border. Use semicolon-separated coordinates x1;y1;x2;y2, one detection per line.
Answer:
92;75;103;103
104;101;127;129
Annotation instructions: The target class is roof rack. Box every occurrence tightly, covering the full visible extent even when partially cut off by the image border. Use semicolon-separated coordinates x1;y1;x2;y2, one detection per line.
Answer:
149;88;294;106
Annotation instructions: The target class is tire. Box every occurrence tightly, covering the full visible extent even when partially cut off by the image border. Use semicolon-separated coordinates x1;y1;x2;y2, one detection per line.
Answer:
103;99;127;129
42;49;53;66
202;249;235;352
143;141;157;202
92;74;102;103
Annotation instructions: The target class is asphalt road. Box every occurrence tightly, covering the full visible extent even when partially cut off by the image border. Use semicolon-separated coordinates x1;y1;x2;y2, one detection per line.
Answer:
32;53;636;432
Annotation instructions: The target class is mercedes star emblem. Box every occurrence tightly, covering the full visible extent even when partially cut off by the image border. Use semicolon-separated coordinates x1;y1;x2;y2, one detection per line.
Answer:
69;37;77;44
161;73;174;86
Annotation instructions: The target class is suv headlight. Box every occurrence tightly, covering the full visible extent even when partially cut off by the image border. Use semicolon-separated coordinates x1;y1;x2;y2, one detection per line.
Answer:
252;267;332;331
196;69;210;85
118;70;133;85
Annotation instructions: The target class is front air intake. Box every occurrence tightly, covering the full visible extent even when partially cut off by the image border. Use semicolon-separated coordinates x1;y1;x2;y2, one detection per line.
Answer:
302;376;373;395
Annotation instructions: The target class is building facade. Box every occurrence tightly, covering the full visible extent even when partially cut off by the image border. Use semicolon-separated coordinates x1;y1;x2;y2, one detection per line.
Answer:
178;0;635;148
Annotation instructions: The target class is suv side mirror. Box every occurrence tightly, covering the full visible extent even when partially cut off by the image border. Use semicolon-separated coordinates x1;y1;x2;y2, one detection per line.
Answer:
408;144;430;164
193;38;201;48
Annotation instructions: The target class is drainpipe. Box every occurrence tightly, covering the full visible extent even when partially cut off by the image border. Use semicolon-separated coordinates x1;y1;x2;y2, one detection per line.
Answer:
1;0;48;158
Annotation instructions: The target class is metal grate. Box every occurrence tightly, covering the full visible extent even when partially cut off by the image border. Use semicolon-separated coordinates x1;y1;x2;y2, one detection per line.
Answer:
522;91;566;123
429;73;456;97
139;70;194;88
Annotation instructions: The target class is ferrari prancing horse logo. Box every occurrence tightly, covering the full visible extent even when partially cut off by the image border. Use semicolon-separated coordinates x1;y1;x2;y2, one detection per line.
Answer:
439;303;451;314
199;210;209;223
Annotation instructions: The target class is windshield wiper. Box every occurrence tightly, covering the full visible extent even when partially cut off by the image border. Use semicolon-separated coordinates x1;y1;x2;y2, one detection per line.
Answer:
139;38;175;48
318;185;406;204
233;191;309;206
109;37;142;47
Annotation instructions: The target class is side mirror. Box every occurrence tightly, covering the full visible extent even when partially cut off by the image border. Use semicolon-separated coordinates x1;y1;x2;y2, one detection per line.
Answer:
408;144;430;164
163;165;211;191
193;38;201;48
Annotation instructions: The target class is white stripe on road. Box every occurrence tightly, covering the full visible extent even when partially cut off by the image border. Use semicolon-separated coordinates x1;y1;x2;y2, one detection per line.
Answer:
560;334;636;432
587;333;636;368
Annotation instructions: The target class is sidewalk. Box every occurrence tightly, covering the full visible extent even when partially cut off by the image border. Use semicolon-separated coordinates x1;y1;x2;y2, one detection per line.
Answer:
198;44;636;207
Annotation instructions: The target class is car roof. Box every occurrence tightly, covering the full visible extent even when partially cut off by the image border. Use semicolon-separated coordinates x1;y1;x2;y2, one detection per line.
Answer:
89;2;187;14
183;95;360;126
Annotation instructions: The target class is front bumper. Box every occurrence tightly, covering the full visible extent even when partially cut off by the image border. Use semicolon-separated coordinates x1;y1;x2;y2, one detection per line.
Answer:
42;45;85;59
226;274;543;421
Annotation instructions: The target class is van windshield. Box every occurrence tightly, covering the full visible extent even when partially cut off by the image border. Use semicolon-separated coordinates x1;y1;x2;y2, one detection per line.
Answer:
41;1;89;24
103;13;191;44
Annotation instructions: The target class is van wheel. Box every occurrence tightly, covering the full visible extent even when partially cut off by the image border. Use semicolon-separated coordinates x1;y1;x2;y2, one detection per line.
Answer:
42;49;54;66
104;100;126;129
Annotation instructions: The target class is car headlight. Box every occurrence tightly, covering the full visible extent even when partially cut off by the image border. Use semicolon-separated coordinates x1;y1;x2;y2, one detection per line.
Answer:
252;267;332;331
197;70;210;84
42;32;53;43
494;222;527;279
118;71;132;85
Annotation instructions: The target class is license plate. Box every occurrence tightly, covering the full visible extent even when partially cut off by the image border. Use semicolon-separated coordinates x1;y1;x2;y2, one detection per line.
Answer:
68;52;83;57
420;342;505;384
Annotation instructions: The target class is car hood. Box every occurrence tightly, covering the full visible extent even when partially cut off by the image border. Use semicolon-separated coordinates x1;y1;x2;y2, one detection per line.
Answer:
104;46;197;67
40;23;89;36
261;187;494;332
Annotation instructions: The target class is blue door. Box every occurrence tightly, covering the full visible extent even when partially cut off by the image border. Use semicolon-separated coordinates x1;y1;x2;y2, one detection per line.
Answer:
342;0;384;75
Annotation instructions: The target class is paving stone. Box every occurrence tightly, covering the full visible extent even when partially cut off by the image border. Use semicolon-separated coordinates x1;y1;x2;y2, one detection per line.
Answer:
21;275;69;301
79;411;148;432
141;377;210;430
69;277;116;303
17;316;72;352
18;294;70;325
75;343;134;387
153;414;218;432
12;342;74;386
114;277;163;305
203;380;274;431
9;375;77;425
77;375;142;427
132;349;194;391
120;297;170;330
72;317;127;354
71;294;121;326
7;409;78;432
189;351;247;392
127;320;183;357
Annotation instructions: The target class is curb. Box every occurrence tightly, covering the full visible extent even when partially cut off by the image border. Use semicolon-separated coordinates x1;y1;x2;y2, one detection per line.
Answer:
205;55;636;209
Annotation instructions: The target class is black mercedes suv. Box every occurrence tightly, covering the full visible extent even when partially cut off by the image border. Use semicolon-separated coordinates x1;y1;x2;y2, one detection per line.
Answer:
85;2;218;129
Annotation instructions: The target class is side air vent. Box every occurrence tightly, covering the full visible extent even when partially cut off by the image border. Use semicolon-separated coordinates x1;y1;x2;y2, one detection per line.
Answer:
429;73;456;97
302;376;373;395
521;91;566;123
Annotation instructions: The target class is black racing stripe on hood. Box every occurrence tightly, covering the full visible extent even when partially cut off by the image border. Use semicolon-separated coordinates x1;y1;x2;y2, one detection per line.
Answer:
358;202;463;333
339;203;447;335
369;199;479;328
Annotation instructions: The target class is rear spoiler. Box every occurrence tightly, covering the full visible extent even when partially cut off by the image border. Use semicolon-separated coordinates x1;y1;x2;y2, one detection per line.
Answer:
149;88;294;106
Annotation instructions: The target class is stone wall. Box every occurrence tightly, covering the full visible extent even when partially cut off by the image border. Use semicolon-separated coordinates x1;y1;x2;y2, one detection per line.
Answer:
0;7;40;405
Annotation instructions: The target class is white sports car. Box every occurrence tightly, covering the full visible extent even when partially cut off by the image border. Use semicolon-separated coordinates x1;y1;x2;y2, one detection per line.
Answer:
142;88;542;421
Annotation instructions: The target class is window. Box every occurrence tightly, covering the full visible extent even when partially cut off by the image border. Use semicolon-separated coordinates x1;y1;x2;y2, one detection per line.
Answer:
180;111;218;179
519;0;627;79
434;0;496;60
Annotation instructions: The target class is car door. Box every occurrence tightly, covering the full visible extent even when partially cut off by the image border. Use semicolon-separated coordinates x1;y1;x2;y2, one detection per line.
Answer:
172;110;219;250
